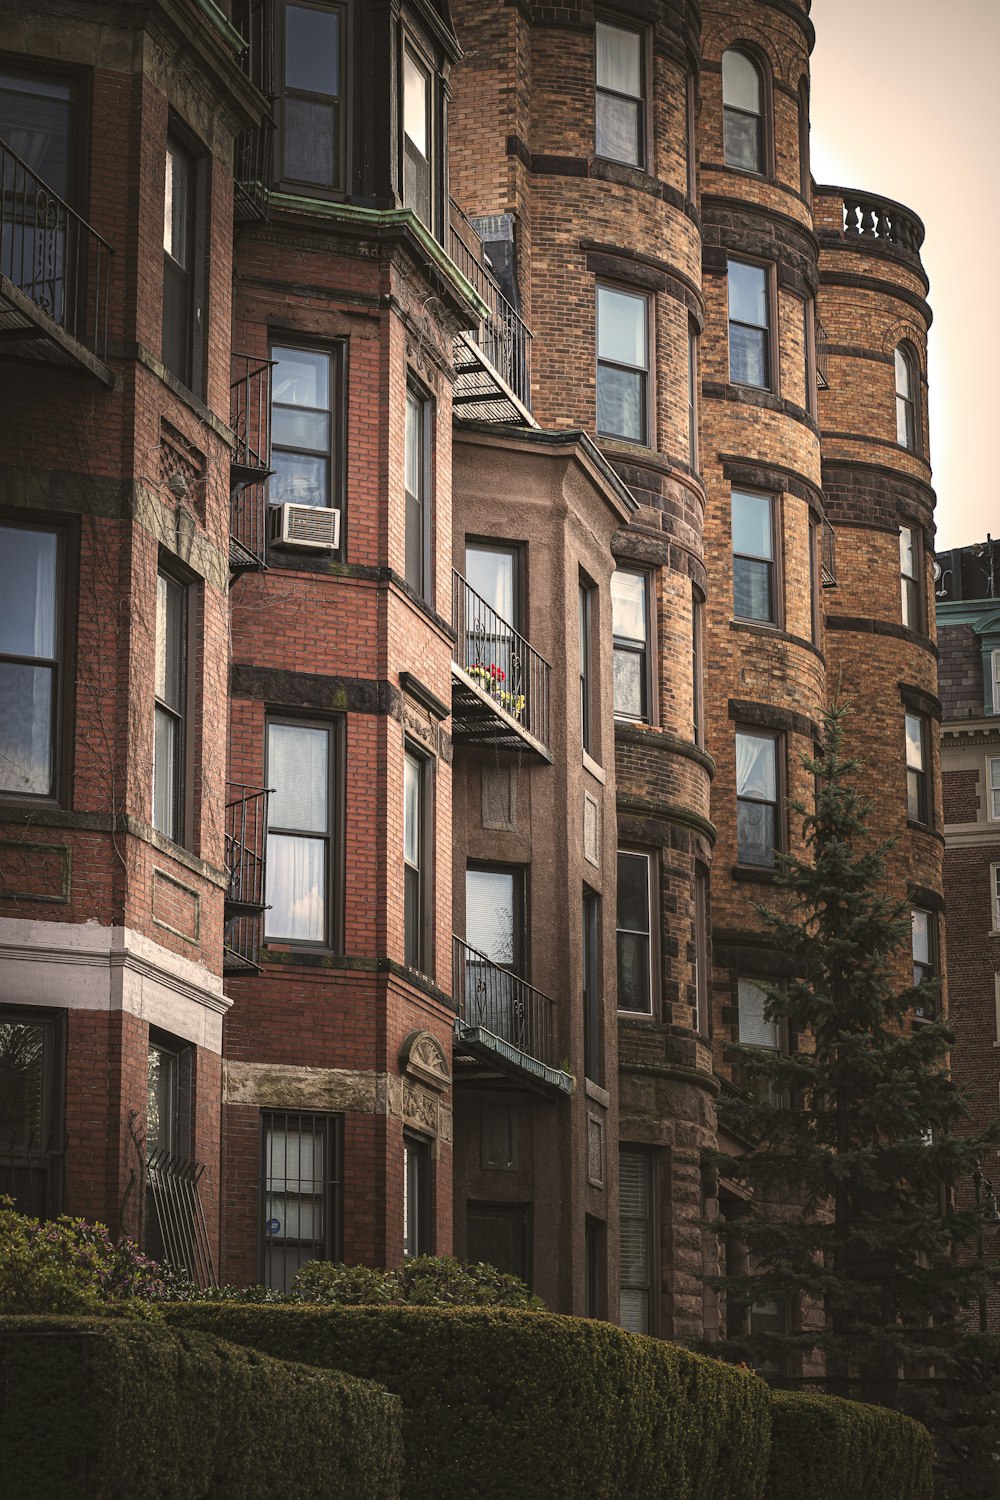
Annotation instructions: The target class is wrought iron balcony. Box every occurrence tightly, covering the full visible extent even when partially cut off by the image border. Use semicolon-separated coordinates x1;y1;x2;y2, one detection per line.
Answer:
223;782;270;974
453;937;573;1096
230;353;273;573
0;136;112;383
451;571;552;761
232;0;274;225
448;200;534;425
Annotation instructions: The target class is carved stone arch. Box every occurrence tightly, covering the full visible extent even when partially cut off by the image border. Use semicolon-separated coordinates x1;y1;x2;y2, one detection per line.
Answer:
399;1029;452;1091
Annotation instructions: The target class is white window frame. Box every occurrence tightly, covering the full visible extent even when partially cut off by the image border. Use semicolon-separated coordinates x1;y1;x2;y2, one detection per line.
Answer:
992;863;1000;932
988;756;1000;822
992;650;1000;715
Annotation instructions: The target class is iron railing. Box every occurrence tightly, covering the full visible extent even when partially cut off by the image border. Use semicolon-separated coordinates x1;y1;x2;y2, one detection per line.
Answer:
821;516;837;587
453;570;551;750
448;200;532;411
146;1147;217;1287
454;936;557;1069
0;135;112;361
232;0;275;223
224;782;271;971
230;353;273;569
0;1132;65;1218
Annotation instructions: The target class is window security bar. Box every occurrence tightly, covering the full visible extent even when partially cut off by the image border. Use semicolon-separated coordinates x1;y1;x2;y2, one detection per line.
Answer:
0;1129;65;1218
0;134;111;360
146;1146;216;1289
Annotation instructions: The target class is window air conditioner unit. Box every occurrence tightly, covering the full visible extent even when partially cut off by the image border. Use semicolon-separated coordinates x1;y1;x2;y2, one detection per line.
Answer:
269;502;340;551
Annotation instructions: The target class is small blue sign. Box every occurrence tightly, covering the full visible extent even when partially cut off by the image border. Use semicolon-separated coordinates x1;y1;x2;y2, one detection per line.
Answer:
266;1218;281;1235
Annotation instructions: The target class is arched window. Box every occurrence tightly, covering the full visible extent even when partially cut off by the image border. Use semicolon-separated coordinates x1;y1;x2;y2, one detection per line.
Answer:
895;344;918;450
722;48;764;173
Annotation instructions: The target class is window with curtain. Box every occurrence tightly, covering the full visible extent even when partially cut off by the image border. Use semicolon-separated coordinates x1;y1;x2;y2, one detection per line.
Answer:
911;909;938;1019
611;569;649;722
616;850;652;1013
738;978;779;1049
266;720;334;944
403;46;432;226
619;1148;654;1333
270;345;339;511
899;525;921;630
895;344;917;450
279;0;345;191
732;490;776;623
153;572;187;843
736;729;779;866
905;712;929;825
722;49;764;173
728;259;770;389
596;285;649;443
0;524;59;799
595;21;644;166
261;1111;340;1290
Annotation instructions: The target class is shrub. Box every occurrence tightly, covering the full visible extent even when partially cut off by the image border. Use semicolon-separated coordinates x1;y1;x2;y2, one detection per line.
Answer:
164;1302;771;1500
294;1253;544;1308
766;1389;933;1500
0;1314;401;1499
0;1199;167;1316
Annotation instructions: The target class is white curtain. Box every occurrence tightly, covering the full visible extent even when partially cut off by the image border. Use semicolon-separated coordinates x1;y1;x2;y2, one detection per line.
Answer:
265;833;325;941
736;732;774;800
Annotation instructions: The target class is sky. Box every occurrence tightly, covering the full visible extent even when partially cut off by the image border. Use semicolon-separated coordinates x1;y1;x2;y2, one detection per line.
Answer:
809;0;998;551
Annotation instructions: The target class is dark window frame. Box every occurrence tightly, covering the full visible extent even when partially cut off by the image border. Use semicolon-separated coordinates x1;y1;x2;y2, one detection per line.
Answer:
809;514;821;645
268;337;346;532
0;514;73;807
684;65;697;201
0;56;89;209
260;1109;343;1291
579;574;596;758
464;537;523;633
687;320;699;466
911;907;938;1021
721;46;769;177
905;711;931;827
797;76;810;200
404;377;434;603
265;713;345;951
275;0;350;199
162;122;207;395
735;725;784;868
692;585;705;748
895;342;919;453
693;869;709;1035
596;281;651;446
899;523;923;632
146;1028;193;1161
803;295;818;418
0;1004;66;1219
732;488;781;627
403;1128;433;1257
583;884;602;1084
616;846;656;1017
611;566;651;724
727;256;775;393
404;740;435;977
585;1215;605;1318
594;15;647;169
619;1145;659;1336
401;32;436;232
153;562;198;850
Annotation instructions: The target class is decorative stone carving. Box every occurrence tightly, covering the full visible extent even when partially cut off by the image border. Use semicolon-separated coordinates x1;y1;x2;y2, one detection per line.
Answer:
399;1029;451;1091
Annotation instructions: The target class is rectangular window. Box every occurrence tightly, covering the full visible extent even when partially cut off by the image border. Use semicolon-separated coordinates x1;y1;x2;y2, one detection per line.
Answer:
467;1203;530;1285
579;578;594;755
738;977;779;1050
693;872;708;1034
692;587;704;747
803;296;817;418
905;713;929;825
403;1130;432;1257
585;1217;603;1318
261;1110;341;1291
583;887;602;1084
153;572;187;843
736;729;779;867
595;20;644;166
404;748;433;973
464;541;519;699
732;491;776;624
911;909;938;1020
279;0;345;192
991;865;1000;931
597;285;649;444
270;345;339;511
611;569;649;722
617;850;652;1014
405;384;433;600
0;523;61;799
145;1033;195;1269
900;526;921;631
688;323;699;466
466;865;523;973
162;136;199;389
728;259;770;390
266;719;337;945
809;515;821;645
0;1009;64;1218
403;46;432;226
990;758;1000;820
619;1148;654;1334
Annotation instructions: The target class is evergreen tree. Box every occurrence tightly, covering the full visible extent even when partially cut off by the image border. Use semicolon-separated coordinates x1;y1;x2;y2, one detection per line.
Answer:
709;702;1000;1422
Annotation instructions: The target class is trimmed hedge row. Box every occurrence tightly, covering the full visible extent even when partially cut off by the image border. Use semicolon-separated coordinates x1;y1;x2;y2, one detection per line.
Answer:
164;1303;771;1500
0;1315;401;1499
766;1389;934;1500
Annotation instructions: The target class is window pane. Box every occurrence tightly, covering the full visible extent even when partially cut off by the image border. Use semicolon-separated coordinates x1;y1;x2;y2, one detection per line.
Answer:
152;704;178;839
283;96;336;186
155;574;185;710
596;94;640;164
911;909;930;966
147;1045;177;1155
0;663;53;795
406;489;424;590
406;391;423;497
611;570;646;642
991;758;1000;790
617;851;650;933
270;451;328;508
466;546;515;623
0;73;72;199
728;261;768;328
163;142;190;264
272;406;330;453
729;324;767;388
737;799;775;866
617;931;650;1012
597;286;646;367
732;492;772;560
733;557;773;622
273;348;330;409
613;648;644;720
597;365;644;441
404;51;429;152
0;527;56;658
266;833;326;940
899;526;914;579
404;753;421;867
896;395;913;449
738;978;778;1048
0;1021;46;1144
722;50;760;113
285;5;340;95
404;139;431;224
736;733;776;801
894;346;911;399
466;868;515;965
905;714;924;771
596;22;640;94
268;723;329;831
724;112;761;172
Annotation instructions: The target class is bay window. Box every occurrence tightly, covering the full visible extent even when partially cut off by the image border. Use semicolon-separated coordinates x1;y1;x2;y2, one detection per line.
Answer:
279;0;345;192
736;729;780;867
0;523;60;799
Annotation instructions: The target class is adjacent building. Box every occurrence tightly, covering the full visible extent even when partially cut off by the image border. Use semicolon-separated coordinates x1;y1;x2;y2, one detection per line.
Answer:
0;0;953;1345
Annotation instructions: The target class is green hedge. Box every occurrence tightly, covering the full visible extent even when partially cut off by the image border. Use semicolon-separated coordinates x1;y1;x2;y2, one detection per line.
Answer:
165;1303;771;1500
0;1315;401;1499
766;1389;934;1500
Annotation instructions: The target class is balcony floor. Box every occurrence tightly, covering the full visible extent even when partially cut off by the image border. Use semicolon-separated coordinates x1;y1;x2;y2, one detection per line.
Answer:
451;664;552;761
452;330;535;426
454;1019;574;1096
0;273;113;384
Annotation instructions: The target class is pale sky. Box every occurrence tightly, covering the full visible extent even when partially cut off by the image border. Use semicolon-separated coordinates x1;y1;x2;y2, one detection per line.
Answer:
809;0;998;550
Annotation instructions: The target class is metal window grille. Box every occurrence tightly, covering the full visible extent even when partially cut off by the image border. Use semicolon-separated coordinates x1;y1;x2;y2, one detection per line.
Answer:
261;1111;342;1291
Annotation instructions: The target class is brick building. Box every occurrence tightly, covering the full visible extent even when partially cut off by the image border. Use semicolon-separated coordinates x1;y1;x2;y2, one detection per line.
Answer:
0;0;953;1338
